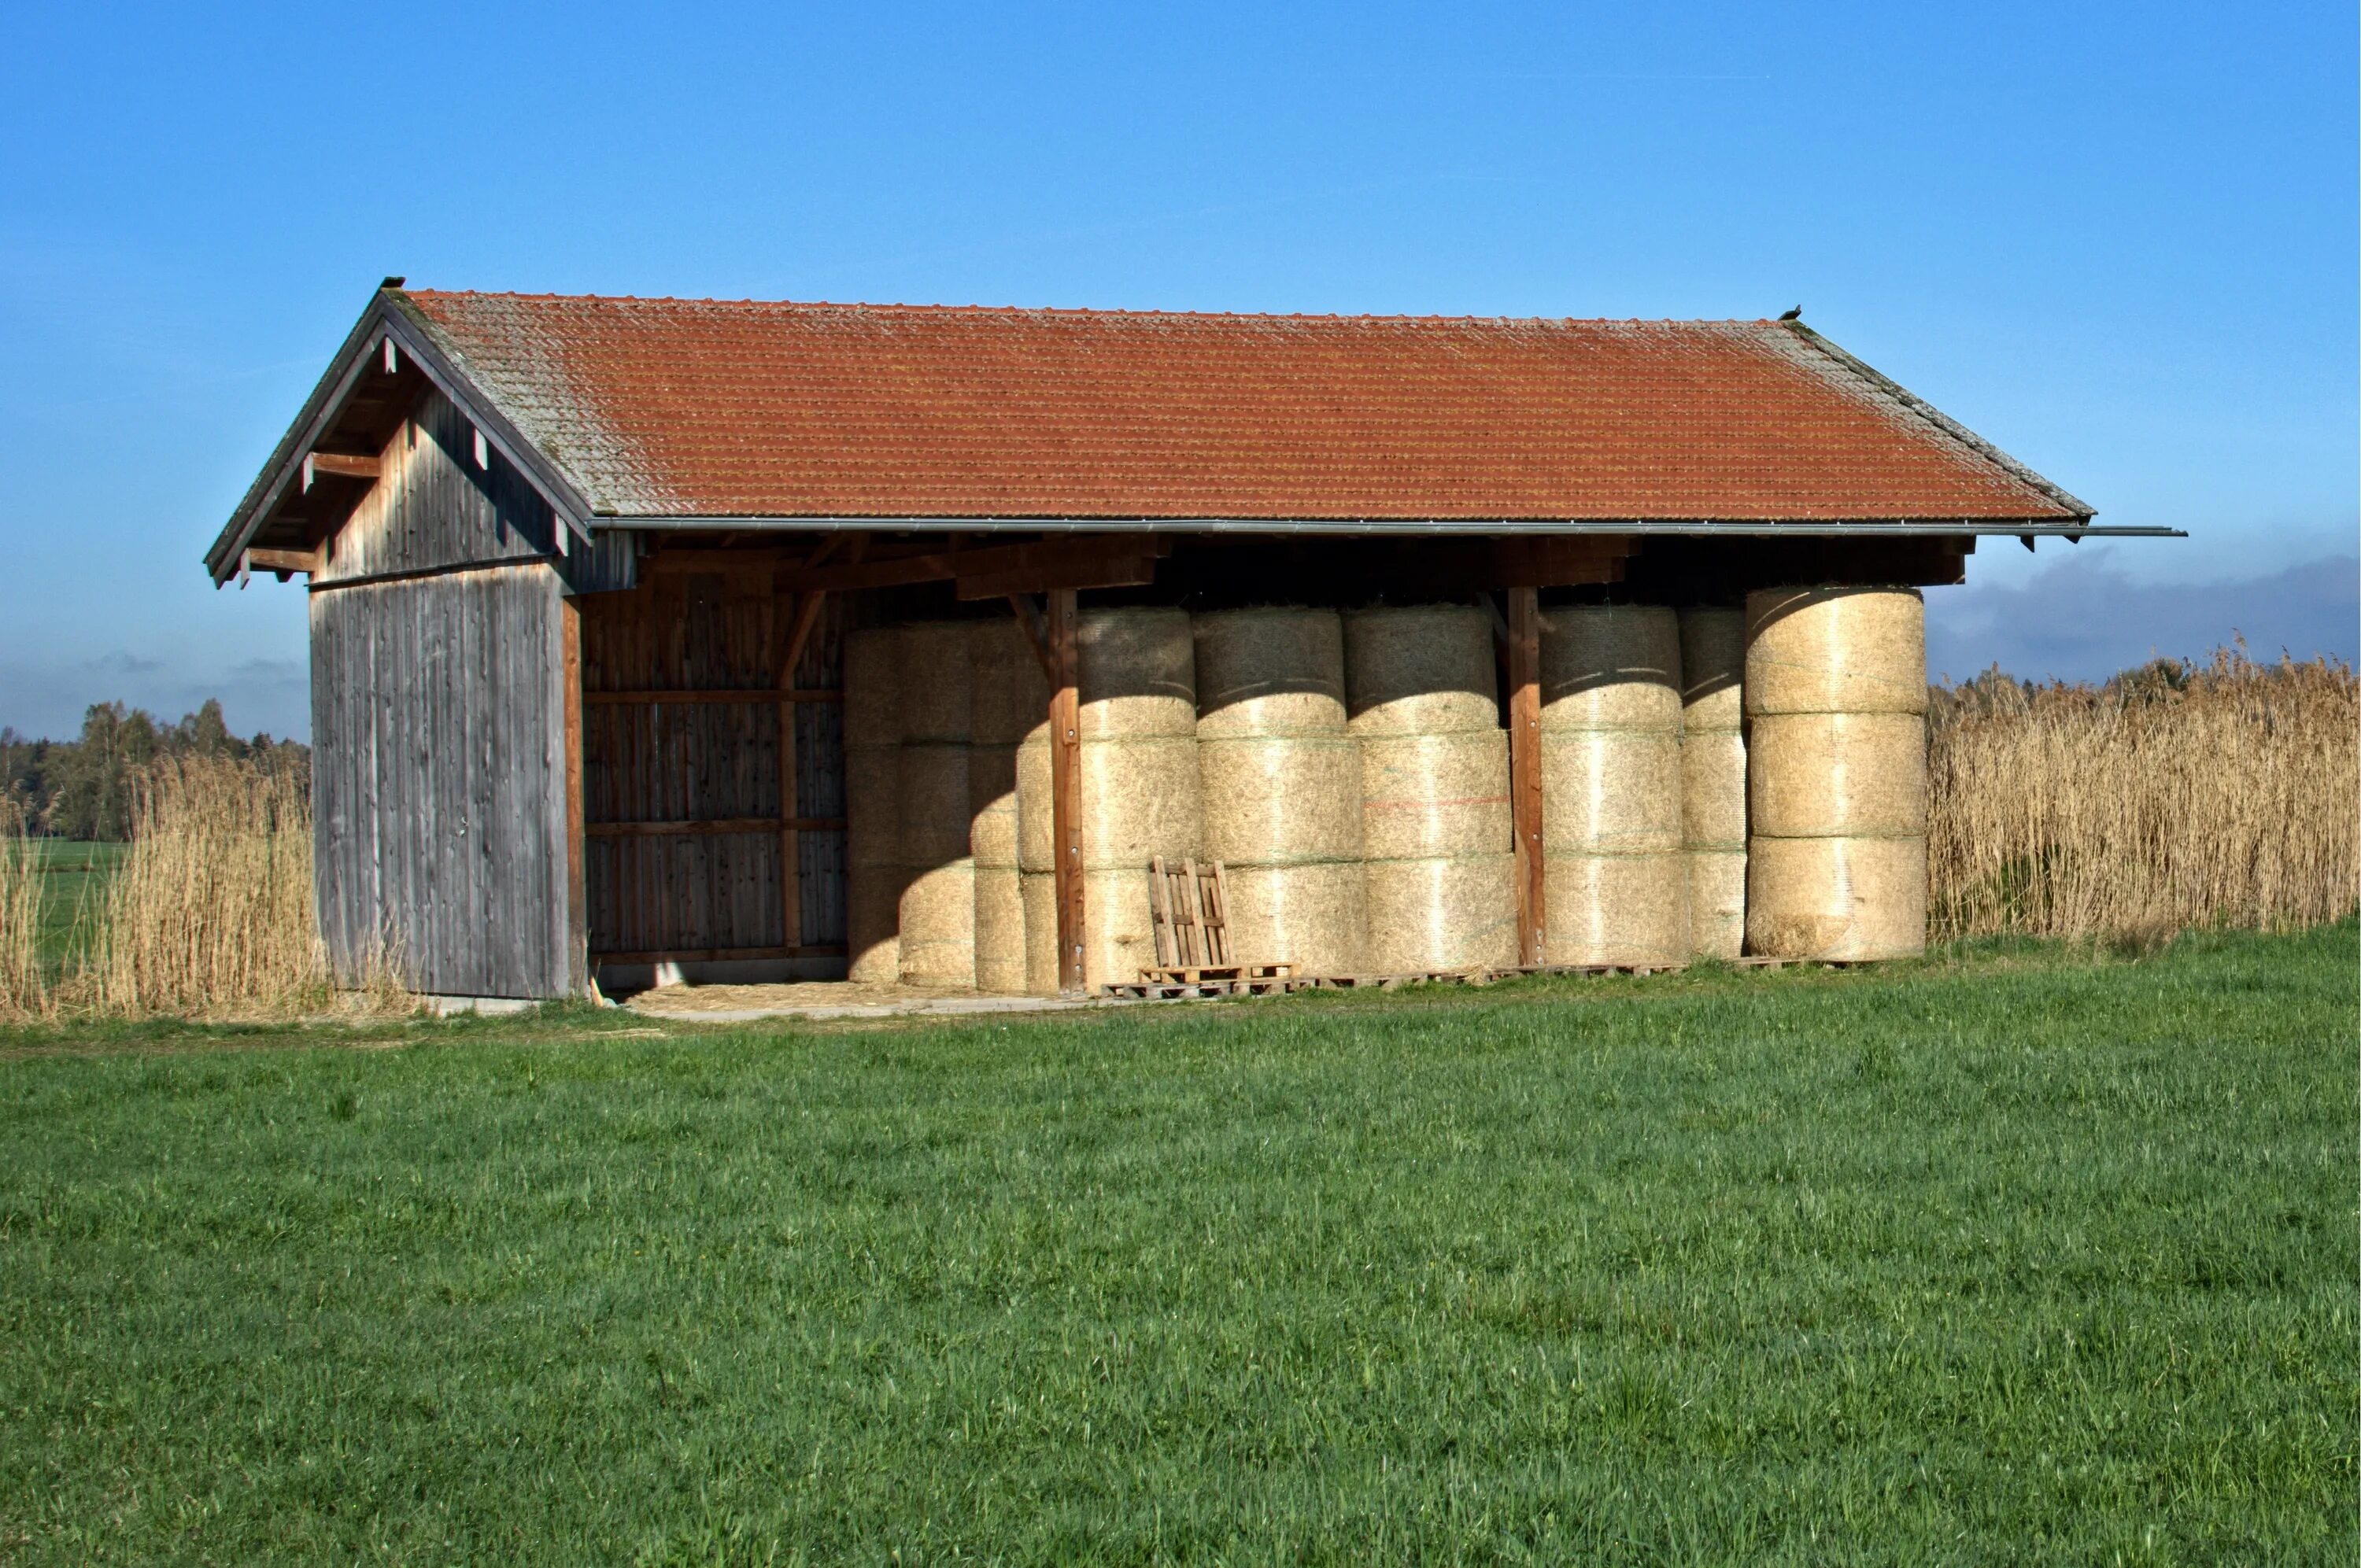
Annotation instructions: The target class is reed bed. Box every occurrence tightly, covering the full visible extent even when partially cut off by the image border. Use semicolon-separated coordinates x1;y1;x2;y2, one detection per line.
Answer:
80;755;331;1018
1927;647;2359;942
0;804;48;1019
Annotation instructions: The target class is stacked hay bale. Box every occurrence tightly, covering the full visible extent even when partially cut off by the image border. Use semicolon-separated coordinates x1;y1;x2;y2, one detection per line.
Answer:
894;621;975;987
1017;607;1201;991
1343;605;1516;972
969;617;1040;994
1195;608;1369;977
1679;607;1748;960
1743;585;1928;960
843;626;903;983
1538;604;1690;967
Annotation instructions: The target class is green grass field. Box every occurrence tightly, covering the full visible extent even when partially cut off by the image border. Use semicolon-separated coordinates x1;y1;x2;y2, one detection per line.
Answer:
0;926;2351;1563
24;838;124;976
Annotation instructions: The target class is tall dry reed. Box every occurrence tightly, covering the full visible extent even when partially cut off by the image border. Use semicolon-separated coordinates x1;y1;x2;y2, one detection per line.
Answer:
0;802;48;1019
1927;648;2359;942
86;754;327;1016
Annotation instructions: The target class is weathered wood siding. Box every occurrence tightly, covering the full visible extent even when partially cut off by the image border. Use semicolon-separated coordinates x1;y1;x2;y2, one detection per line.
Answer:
310;563;577;997
579;576;847;961
313;385;556;584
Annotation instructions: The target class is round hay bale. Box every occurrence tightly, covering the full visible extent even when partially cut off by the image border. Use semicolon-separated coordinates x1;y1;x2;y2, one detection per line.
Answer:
1363;855;1518;972
1077;866;1167;987
1680;729;1747;851
845;747;902;870
1199;736;1366;865
1357;731;1512;859
968;743;1020;868
1678;607;1745;733
1221;861;1369;977
1688;850;1746;961
1746;835;1926;960
972;864;1026;994
1193;608;1347;738
896;743;973;868
1748;712;1927;839
1539;605;1681;732
1020;871;1059;995
970;617;1045;747
1744;585;1926;715
1540;731;1682;854
898;861;976;986
895;622;974;742
1079;607;1196;737
847;864;904;983
1081;735;1203;869
1543;853;1689;968
844;627;900;751
1343;605;1498;735
1015;736;1052;872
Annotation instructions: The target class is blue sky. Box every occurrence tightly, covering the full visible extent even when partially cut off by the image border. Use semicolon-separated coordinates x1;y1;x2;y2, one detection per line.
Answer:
2;0;2352;740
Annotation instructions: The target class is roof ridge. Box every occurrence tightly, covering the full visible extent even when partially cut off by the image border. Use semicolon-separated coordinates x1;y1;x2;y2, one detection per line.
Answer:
401;287;1780;329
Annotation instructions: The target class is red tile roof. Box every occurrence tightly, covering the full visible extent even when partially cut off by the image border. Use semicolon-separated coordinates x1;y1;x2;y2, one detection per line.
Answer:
395;290;2087;523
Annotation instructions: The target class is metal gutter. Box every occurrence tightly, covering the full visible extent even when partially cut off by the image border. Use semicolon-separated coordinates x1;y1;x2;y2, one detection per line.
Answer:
598;515;2180;539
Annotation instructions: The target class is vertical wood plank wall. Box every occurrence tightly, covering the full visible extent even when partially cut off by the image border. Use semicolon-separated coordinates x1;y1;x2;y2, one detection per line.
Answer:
311;386;558;584
577;575;848;965
309;562;575;997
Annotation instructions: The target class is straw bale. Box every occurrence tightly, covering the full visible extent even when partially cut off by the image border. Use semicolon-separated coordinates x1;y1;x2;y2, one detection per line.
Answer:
969;743;1020;867
847;864;904;983
1079;607;1196;737
1199;736;1365;865
1681;729;1747;851
1543;853;1690;968
1750;712;1927;839
898;860;976;987
1193;608;1348;737
1539;605;1681;732
1020;871;1059;994
1082;736;1203;868
1358;731;1511;858
896;743;973;867
845;747;901;870
1678;607;1745;733
1745;585;1926;715
844;627;901;751
1362;855;1519;972
970;617;1047;746
1015;735;1053;872
1343;605;1498;735
972;864;1026;994
1220;861;1369;977
1018;732;1203;869
1540;731;1682;855
895;622;974;741
1746;835;1926;960
1688;850;1746;961
1074;866;1169;987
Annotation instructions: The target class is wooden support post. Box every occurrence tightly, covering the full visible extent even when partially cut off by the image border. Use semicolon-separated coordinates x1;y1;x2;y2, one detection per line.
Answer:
1506;587;1544;966
560;597;588;993
1048;588;1085;994
776;588;830;953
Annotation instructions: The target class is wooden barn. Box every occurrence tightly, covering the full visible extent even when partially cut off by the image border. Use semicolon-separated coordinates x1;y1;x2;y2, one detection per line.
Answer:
203;283;2159;1002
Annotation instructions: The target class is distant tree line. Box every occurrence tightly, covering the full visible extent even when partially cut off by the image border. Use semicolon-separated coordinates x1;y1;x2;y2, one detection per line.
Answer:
0;701;309;840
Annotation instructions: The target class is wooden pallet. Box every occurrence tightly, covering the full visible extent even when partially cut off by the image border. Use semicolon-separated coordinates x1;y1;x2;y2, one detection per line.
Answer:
1099;959;1684;1000
1148;857;1233;969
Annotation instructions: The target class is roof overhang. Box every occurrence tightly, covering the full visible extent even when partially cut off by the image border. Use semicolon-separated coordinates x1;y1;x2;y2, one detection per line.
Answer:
203;288;597;585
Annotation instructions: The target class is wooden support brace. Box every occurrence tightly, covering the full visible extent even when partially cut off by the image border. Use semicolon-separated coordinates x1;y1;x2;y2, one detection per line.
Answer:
301;451;381;493
245;546;320;577
1506;587;1544;966
1047;588;1085;994
1006;594;1058;686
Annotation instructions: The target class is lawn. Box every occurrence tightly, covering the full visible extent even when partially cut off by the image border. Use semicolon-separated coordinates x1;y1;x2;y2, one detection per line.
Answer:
0;926;2351;1564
